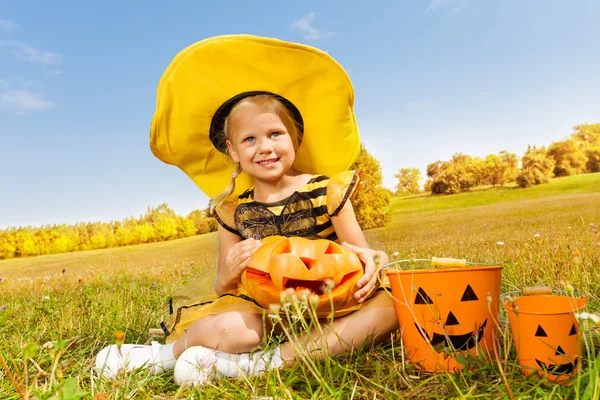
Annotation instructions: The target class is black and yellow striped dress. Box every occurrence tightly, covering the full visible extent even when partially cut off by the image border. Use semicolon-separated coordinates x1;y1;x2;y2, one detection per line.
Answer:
162;170;363;342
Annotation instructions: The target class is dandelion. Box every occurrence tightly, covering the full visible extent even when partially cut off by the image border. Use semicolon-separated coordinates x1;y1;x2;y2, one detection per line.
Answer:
309;293;320;309
392;251;400;257
495;241;504;246
533;234;540;238
269;304;281;315
560;281;575;297
297;290;309;302
42;341;54;349
571;249;581;266
324;279;335;294
114;330;125;355
576;312;600;326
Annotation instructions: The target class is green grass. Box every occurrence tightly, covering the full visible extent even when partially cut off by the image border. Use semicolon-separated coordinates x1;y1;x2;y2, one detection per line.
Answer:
388;172;600;215
1;174;600;399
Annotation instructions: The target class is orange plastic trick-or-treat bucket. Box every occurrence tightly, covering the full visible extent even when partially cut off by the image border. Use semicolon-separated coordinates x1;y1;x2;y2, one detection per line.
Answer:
385;257;502;372
504;287;587;382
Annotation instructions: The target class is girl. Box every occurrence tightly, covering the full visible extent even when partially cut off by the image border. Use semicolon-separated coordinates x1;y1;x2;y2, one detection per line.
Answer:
96;35;399;386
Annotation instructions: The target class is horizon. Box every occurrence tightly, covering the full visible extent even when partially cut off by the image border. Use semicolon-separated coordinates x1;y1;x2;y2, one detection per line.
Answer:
1;1;599;229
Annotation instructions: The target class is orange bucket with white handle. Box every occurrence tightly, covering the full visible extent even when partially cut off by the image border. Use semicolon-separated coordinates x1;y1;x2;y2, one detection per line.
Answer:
504;287;587;382
385;257;502;372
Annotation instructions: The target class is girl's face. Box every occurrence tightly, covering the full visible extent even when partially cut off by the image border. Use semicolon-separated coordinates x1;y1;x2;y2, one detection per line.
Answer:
226;106;296;184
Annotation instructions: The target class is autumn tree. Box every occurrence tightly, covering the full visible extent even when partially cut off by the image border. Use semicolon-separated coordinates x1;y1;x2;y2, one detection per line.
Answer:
516;145;556;187
350;145;390;229
427;153;476;194
572;124;600;147
585;147;600;173
547;139;588;177
394;168;422;194
499;150;519;182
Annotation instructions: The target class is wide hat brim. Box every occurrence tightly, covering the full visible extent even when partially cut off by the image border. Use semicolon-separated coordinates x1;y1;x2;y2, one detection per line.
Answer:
150;34;360;199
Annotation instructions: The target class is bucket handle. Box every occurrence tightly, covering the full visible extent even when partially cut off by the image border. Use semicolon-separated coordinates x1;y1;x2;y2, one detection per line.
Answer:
521;286;553;296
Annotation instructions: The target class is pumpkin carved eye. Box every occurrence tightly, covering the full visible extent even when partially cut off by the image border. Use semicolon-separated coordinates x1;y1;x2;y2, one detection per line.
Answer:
415;287;434;304
460;284;479;301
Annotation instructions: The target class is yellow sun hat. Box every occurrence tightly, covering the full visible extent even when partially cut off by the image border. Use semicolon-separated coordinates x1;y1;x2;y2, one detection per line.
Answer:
150;34;360;199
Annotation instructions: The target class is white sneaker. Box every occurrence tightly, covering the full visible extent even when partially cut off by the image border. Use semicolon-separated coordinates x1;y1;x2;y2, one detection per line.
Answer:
95;341;172;378
173;346;219;387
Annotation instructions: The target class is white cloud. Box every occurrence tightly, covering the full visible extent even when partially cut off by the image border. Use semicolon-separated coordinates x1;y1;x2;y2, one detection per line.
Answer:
0;77;54;113
291;13;335;41
0;39;62;64
0;18;20;32
426;0;468;14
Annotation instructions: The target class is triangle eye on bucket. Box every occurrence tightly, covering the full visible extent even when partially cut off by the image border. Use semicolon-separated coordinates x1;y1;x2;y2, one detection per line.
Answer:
415;287;434;304
535;325;548;337
460;284;479;301
569;323;578;336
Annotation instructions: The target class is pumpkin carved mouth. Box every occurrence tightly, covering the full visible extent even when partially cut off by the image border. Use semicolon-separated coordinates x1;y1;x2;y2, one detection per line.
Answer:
282;270;361;295
535;358;578;375
415;319;488;350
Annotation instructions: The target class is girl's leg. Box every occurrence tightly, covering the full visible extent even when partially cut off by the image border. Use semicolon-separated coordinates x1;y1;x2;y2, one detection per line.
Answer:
279;291;398;362
173;311;264;358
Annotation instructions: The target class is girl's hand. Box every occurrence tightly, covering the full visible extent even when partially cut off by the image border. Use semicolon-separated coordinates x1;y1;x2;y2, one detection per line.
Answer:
217;238;262;291
341;242;389;303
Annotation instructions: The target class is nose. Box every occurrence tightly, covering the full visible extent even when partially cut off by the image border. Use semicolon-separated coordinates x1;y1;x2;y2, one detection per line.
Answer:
445;311;460;326
257;137;274;154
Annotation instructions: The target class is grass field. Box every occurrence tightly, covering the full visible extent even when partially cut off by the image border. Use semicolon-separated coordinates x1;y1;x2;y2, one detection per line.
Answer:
1;174;599;399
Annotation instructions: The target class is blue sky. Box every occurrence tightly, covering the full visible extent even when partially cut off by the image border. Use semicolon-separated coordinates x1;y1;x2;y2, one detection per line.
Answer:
1;0;599;229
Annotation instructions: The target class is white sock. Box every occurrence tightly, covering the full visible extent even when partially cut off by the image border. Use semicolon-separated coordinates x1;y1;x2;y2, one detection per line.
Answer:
158;343;177;371
214;346;284;377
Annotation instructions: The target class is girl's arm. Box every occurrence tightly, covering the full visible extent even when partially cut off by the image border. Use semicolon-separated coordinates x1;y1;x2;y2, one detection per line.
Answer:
331;200;389;303
214;225;262;296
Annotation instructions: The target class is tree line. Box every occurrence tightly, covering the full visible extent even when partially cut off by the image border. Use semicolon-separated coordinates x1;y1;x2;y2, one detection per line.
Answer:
1;146;391;260
0;204;218;260
394;123;600;195
3;123;597;259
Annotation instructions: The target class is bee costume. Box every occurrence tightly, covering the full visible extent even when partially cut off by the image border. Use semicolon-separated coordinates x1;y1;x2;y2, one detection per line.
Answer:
150;35;383;342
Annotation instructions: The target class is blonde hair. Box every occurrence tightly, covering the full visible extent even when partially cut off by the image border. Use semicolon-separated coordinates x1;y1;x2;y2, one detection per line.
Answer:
210;95;303;214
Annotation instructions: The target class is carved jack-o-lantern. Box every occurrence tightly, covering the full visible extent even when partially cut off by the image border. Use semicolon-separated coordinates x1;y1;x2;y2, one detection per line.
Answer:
505;294;587;382
241;236;364;316
387;264;502;372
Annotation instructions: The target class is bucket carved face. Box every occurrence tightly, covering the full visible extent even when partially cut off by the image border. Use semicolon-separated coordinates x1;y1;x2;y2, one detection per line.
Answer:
532;322;580;377
413;284;488;352
505;295;586;382
387;265;502;372
241;236;364;314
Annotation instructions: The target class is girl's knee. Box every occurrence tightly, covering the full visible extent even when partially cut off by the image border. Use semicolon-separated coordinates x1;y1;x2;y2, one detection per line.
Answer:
212;313;264;351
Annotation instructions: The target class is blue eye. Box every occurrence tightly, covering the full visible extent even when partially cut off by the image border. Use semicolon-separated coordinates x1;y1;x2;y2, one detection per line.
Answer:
270;132;280;138
244;136;255;143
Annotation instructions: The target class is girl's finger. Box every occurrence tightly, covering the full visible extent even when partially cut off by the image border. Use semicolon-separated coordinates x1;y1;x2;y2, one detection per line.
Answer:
233;249;256;266
233;257;252;276
357;256;375;288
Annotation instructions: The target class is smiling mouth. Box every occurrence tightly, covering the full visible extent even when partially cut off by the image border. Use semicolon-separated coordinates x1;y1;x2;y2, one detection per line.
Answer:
414;319;487;350
256;158;280;165
535;358;578;375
